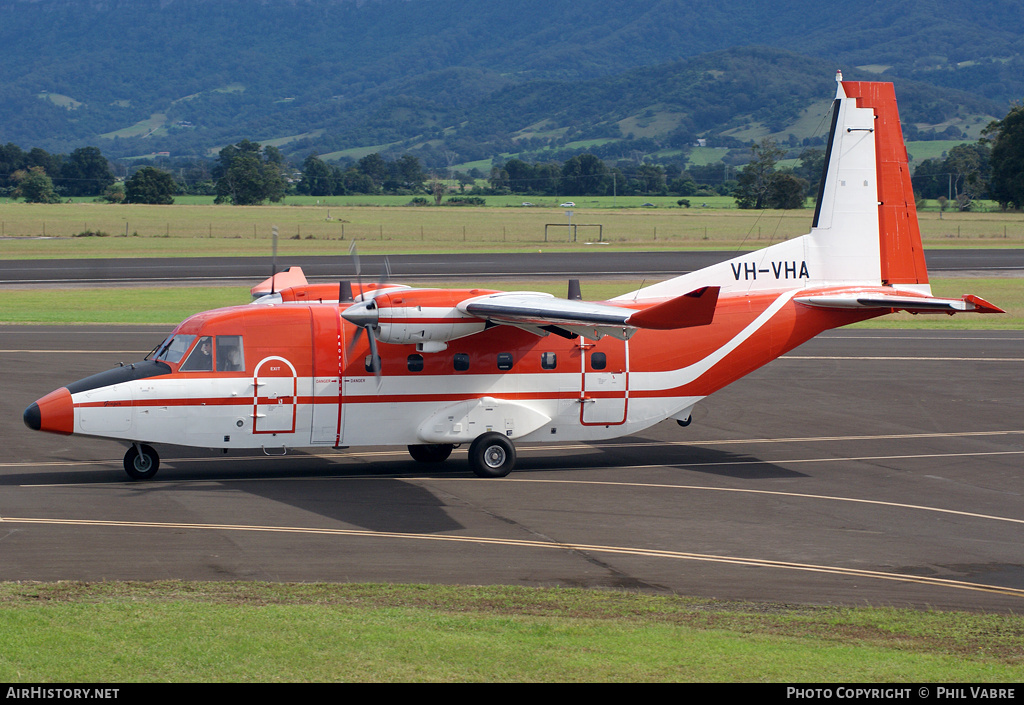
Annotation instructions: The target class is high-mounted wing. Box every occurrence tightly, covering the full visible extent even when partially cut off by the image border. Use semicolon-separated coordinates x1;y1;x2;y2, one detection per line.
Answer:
458;286;719;341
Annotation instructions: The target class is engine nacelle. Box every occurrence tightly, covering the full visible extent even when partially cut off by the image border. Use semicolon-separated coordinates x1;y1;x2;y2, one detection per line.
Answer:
346;288;499;347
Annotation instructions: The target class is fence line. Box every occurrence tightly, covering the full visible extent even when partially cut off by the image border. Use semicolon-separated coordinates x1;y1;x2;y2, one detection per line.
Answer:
1;220;1021;243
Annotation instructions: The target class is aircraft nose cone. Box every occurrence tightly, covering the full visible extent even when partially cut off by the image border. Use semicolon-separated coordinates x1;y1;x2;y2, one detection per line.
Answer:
341;300;379;329
23;387;74;435
23;402;41;431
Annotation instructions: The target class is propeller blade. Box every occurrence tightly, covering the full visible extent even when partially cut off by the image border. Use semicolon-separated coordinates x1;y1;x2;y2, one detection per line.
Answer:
345;325;364;359
367;327;382;386
271;225;279;294
349;240;364;299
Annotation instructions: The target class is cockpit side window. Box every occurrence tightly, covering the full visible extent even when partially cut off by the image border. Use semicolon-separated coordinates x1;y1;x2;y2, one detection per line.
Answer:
180;336;214;371
151;334;196;364
216;336;245;371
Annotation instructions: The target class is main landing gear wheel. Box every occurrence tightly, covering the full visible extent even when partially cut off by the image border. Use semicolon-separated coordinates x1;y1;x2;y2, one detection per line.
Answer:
124;443;160;481
408;443;454;464
468;432;516;478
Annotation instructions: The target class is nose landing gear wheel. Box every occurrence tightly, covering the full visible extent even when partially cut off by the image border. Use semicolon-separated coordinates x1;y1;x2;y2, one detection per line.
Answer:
468;433;516;478
124;443;160;480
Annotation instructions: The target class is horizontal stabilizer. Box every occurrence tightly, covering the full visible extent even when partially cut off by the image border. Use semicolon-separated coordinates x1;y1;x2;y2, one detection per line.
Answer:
796;291;1004;314
625;287;719;329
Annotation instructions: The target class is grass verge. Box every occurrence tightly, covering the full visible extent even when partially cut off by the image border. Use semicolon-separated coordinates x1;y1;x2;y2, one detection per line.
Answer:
1;582;1022;682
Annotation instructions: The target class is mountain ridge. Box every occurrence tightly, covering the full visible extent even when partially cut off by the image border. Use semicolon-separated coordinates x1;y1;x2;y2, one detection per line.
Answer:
0;0;1018;164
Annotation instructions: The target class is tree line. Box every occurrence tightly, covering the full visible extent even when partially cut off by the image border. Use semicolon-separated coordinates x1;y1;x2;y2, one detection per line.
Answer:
4;102;1024;211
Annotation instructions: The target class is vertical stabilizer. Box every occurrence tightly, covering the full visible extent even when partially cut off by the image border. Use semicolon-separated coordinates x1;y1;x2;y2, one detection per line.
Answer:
840;81;929;286
617;76;932;302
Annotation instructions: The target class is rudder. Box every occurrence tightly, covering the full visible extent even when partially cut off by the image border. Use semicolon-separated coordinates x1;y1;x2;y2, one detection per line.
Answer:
840;81;929;286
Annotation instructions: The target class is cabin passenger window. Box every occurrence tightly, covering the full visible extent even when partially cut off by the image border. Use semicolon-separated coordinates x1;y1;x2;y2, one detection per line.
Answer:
497;353;514;371
590;352;607;371
541;352;557;369
407;354;424;372
453;353;470;372
180;336;214;371
216;336;245;372
365;354;381;374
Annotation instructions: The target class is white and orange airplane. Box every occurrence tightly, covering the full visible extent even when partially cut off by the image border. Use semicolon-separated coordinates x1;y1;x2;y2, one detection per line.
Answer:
24;75;1002;480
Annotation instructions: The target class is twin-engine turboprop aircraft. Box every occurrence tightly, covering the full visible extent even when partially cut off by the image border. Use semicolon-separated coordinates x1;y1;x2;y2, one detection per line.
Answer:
24;75;1002;480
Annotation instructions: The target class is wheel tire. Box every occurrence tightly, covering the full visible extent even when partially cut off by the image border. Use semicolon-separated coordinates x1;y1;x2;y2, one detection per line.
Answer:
124;444;160;481
468;433;516;478
408;443;454;464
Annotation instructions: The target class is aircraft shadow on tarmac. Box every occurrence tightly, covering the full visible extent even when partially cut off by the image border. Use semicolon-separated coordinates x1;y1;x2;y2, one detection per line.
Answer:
4;441;804;535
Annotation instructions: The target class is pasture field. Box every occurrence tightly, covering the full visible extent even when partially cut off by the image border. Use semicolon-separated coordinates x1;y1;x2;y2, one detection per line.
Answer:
1;201;1022;259
1;582;1022;682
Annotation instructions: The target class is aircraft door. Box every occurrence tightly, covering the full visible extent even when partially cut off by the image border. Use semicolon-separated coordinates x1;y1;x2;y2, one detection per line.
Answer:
253;356;299;434
580;338;629;425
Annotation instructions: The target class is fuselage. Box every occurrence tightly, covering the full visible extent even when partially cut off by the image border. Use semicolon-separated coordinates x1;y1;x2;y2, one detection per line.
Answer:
24;289;879;452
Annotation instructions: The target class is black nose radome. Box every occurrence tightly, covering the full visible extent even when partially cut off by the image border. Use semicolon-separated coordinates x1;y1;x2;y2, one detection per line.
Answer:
24;402;41;431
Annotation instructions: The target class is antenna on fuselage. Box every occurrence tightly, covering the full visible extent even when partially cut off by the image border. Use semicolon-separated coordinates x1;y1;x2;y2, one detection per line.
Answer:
339;281;354;302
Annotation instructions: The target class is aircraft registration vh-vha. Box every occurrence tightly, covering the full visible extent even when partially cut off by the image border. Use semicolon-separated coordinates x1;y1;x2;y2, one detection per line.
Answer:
25;75;1002;480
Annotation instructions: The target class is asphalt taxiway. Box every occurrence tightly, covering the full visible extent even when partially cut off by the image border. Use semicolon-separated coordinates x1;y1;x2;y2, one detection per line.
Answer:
3;249;1024;286
2;325;1022;611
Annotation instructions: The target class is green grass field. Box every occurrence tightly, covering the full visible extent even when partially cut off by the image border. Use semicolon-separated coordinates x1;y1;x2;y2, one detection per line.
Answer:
1;201;1022;259
2;582;1022;682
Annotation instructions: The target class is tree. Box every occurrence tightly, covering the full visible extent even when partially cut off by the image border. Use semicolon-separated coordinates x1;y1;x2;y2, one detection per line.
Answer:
217;154;267;205
356;153;388;191
734;139;785;209
298;154;334;196
765;171;808;210
983;104;1024;210
487;165;509;193
0;143;26;190
214;140;287;205
60;146;114;197
12;166;61;203
944;143;990;211
795;148;825;198
634;164;666;194
731;139;807;209
561;154;608;196
125;167;177;204
392;154;425;191
669;174;698;196
503;159;535;193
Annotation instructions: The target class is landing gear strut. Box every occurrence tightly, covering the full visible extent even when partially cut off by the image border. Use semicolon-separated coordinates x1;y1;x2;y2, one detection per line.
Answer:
468;432;516;478
124;443;160;481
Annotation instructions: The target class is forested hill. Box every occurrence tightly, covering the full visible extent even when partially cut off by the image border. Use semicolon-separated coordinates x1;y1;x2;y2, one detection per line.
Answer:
0;0;1019;164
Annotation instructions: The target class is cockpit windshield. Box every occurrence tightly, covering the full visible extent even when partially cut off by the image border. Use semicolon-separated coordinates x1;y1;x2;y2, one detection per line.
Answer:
148;334;196;364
